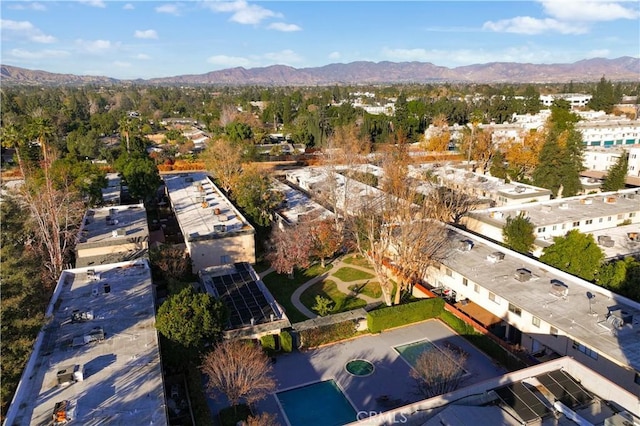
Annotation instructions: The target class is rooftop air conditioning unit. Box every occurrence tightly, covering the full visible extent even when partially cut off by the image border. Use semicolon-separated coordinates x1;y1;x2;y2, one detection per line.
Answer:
478;176;488;183
608;309;632;327
213;224;226;233
487;251;505;262
605;196;617;204
514;268;532;282
559;203;569;209
490;211;504;219
445;169;455;174
627;232;639;241
514;186;526;193
580;198;593;205
458;239;473;252
549;279;568;297
597;235;615;247
587;178;599;183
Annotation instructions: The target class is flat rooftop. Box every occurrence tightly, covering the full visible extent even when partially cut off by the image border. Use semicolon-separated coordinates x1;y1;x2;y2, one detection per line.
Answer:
77;204;148;246
271;179;334;225
163;172;254;242
470;188;640;227
101;173;121;204
443;226;640;374
590;223;640;259
4;260;167;426
410;164;553;200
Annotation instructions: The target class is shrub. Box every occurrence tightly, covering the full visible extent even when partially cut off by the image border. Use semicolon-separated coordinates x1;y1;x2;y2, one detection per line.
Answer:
279;331;293;353
367;298;445;333
260;334;276;351
299;321;360;348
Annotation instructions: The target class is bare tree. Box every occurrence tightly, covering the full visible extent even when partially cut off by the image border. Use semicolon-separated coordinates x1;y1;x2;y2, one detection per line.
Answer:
265;224;312;278
149;244;192;281
246;412;280;426
201;340;276;409
422;113;451;152
218;104;239;128
411;346;468;398
308;218;342;268
202;137;243;193
423;186;478;224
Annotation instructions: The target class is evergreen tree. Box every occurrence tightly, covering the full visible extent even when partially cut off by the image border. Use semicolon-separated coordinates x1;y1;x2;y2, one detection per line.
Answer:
502;214;535;254
601;153;628;192
587;76;616;113
540;230;604;281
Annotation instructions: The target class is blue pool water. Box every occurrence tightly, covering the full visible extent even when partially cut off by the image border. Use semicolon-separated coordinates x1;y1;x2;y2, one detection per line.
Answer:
394;339;437;368
277;380;357;426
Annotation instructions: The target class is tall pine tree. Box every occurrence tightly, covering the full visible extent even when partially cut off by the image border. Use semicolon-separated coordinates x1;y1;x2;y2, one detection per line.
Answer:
601;152;628;192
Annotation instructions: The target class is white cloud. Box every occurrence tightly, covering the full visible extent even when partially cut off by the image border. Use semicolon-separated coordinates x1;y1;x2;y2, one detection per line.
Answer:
134;29;158;39
328;51;341;60
8;48;70;60
267;22;301;32
204;0;281;25
381;46;560;65
207;54;252;67
78;0;106;8
1;19;57;43
482;17;588;34
75;39;118;54
123;3;135;10
587;49;611;57
263;49;303;64
155;3;183;16
134;53;151;60
7;2;47;11
540;0;639;22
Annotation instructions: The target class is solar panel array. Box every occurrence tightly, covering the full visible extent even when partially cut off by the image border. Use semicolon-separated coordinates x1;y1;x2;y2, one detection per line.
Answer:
495;381;550;423
209;263;277;329
536;370;592;408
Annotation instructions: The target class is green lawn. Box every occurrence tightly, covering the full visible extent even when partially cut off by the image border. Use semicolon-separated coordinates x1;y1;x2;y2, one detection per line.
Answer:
300;279;366;314
341;254;373;268
261;264;331;323
332;267;375;282
348;281;382;298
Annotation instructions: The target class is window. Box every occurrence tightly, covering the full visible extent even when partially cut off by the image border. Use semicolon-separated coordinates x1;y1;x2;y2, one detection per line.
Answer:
552;225;557;231
537;227;545;233
508;303;521;316
474;284;479;293
462;277;468;286
617;214;624;220
599;218;603;223
550;326;558;337
608;216;612;222
488;292;500;304
630;212;636;218
572;221;580;227
585;219;592;225
562;223;566;229
220;255;231;263
572;340;598;360
532;316;541;327
446;268;453;277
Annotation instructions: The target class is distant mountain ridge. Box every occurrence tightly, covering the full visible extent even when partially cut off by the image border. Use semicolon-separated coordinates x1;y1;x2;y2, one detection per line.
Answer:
2;57;639;86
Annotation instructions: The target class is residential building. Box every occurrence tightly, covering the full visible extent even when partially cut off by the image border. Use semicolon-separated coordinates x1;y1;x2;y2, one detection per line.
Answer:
416;225;640;393
540;93;593;108
3;259;167;426
101;172;121;205
583;145;640;178
271;179;334;228
198;262;290;340
163;172;255;272
463;188;640;256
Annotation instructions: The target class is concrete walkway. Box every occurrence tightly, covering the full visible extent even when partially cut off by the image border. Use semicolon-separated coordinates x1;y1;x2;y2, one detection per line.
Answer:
287;257;384;320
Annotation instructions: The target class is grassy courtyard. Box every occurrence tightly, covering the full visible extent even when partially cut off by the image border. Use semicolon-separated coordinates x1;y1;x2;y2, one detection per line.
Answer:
299;279;367;314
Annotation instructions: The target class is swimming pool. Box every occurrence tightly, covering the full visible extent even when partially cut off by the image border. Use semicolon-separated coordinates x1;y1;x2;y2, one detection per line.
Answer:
394;339;437;368
276;380;357;426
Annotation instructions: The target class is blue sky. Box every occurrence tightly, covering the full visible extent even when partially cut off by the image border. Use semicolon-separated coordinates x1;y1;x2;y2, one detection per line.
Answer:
2;0;639;80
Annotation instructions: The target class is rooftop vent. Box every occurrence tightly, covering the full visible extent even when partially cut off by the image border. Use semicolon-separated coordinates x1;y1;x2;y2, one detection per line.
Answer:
445;169;455;175
597;235;615;247
57;365;82;385
109;208;118;216
550;279;568;297
587;177;599;183
477;176;489;183
490;211;504;219
458;239;474;252
627;232;639;241
514;268;532;282
607;309;632;328
213;224;226;233
559;202;569;209
514;186;526;194
627;193;635;199
580;198;593;205
487;251;505;263
604;196;617;204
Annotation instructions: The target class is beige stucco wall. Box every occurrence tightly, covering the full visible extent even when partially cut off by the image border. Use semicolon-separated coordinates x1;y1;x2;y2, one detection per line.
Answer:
76;241;148;259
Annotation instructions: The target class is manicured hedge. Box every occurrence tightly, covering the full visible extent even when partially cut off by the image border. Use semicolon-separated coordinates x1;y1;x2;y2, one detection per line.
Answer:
367;298;445;333
299;321;361;348
260;334;276;351
279;331;293;353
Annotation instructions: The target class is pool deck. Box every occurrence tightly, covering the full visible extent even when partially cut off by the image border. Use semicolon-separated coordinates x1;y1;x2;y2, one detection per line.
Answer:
207;319;506;425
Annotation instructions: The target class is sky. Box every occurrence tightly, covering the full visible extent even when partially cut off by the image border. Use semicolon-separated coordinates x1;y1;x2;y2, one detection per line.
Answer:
1;0;639;80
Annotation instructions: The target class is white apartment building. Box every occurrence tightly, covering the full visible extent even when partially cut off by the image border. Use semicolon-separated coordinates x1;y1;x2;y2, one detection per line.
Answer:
540;93;592;108
583;145;640;178
463;188;640;257
416;225;640;394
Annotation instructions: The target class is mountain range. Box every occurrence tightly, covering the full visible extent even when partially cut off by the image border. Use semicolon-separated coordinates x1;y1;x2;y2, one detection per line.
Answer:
2;57;639;86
